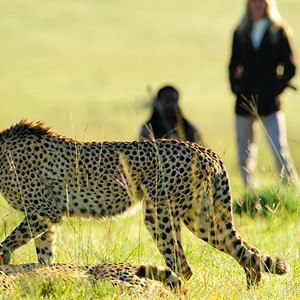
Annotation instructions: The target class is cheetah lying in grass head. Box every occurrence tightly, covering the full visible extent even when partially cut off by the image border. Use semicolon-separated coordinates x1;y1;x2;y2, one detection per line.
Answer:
0;120;289;287
0;262;182;295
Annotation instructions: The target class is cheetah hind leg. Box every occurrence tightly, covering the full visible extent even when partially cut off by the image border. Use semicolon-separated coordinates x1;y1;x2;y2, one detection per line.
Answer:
211;170;290;286
213;195;290;287
243;266;261;288
181;197;289;287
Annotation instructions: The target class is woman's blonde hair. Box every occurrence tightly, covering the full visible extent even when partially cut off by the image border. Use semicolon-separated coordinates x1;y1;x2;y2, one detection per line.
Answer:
238;0;292;35
240;0;282;27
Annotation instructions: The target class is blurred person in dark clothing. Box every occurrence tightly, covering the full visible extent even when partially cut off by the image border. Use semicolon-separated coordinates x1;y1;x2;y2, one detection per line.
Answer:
229;0;298;188
140;85;202;144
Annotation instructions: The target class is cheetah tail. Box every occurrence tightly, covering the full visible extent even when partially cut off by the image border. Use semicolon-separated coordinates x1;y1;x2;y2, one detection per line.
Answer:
135;265;183;289
261;255;290;275
239;243;290;275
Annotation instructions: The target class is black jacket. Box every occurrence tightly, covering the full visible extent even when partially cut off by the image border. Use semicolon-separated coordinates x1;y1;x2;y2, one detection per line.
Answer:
229;22;296;116
140;107;202;143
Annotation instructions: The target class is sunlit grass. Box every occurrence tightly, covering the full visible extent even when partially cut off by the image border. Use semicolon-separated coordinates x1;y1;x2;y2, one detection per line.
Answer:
1;195;300;298
0;0;300;298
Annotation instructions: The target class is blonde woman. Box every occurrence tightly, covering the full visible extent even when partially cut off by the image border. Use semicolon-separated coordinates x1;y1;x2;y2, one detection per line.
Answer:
229;0;298;188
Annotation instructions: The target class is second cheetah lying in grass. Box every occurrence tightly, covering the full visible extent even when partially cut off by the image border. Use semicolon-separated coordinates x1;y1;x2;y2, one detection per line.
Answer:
0;262;184;296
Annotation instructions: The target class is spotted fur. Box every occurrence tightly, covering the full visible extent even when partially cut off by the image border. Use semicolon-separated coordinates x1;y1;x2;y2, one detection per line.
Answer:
0;120;289;287
0;262;182;295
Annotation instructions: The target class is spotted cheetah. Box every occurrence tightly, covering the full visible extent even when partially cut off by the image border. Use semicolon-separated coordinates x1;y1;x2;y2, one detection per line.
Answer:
0;270;15;292
0;120;289;287
0;262;182;295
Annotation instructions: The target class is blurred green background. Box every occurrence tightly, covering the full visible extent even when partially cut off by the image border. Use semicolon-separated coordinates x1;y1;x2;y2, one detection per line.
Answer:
0;0;299;190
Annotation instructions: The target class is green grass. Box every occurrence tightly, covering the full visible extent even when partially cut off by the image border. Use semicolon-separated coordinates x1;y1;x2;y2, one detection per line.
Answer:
0;0;300;298
1;204;300;299
233;186;300;218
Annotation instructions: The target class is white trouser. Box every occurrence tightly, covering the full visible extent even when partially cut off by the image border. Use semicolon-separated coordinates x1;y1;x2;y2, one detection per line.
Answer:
235;111;298;188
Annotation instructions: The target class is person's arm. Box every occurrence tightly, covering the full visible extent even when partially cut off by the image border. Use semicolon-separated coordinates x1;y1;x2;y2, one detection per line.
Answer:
277;27;297;94
229;31;245;95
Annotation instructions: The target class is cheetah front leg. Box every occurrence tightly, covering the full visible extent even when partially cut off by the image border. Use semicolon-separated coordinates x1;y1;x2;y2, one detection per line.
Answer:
0;213;56;264
34;225;57;264
143;201;192;280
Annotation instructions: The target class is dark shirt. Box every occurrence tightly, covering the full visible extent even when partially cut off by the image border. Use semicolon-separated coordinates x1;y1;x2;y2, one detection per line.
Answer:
229;22;296;116
139;108;202;143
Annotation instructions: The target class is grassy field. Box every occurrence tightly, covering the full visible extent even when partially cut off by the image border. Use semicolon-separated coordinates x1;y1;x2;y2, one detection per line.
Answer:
0;0;300;298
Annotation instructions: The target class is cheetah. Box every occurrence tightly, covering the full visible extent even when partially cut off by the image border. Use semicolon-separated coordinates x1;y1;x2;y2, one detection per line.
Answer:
0;262;182;295
0;120;289;287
